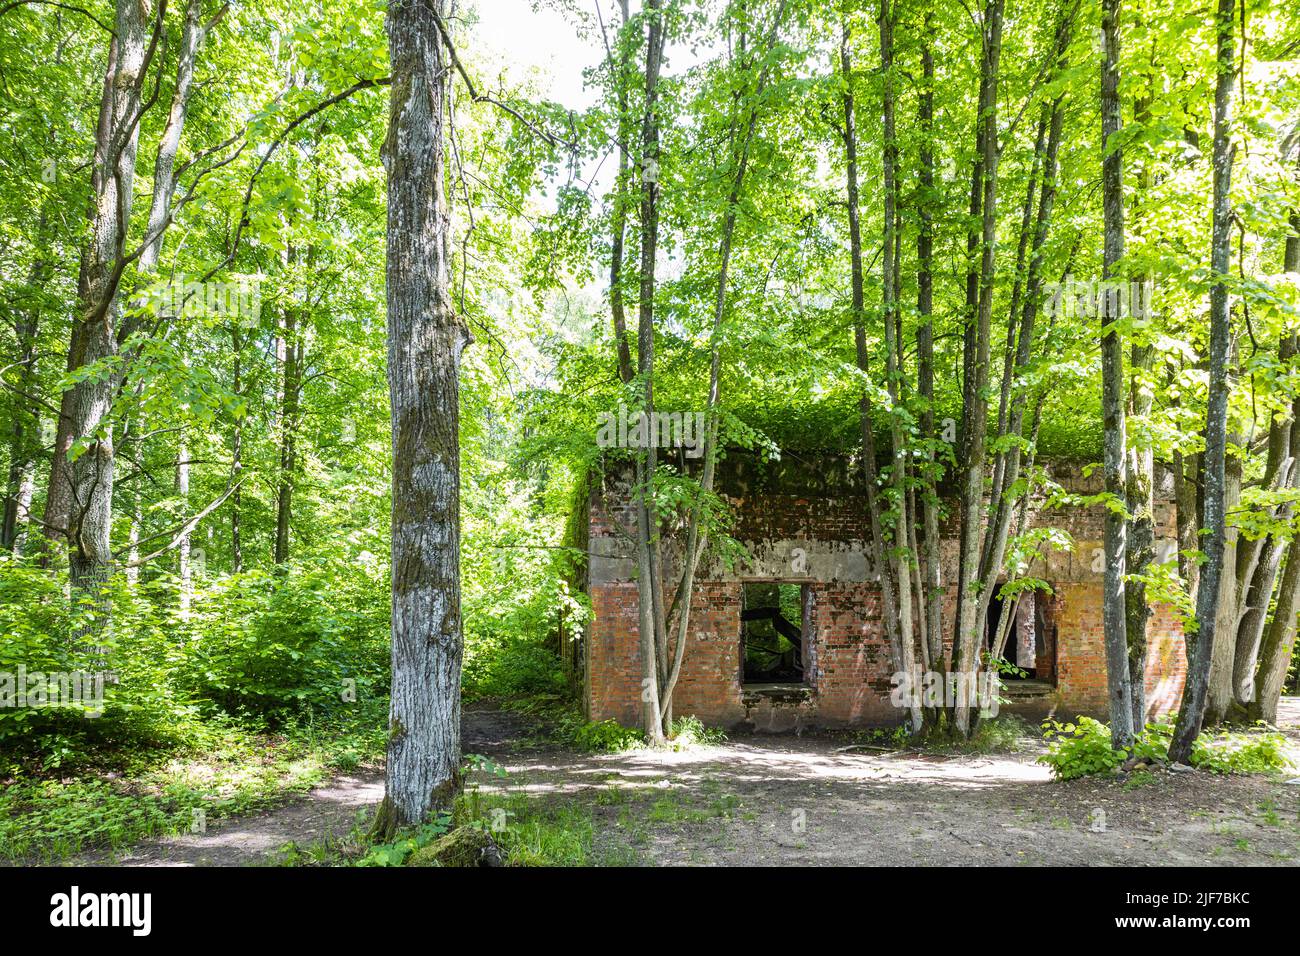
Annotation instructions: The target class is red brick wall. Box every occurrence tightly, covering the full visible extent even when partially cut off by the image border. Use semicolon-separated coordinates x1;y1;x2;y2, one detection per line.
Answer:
1046;584;1186;720
587;577;903;729
585;459;1188;729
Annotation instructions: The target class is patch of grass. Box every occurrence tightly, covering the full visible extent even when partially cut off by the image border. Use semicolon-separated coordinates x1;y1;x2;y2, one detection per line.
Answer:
0;698;388;864
958;714;1033;754
499;802;595;866
1256;800;1284;828
0;728;333;862
1122;770;1157;790
572;719;645;753
1191;726;1293;774
274;811;372;866
667;715;727;749
645;789;740;825
502;695;727;755
592;841;645;866
452;788;602;866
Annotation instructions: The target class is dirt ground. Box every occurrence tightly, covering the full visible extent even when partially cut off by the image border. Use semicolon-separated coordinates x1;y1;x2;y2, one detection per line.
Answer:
78;701;1300;867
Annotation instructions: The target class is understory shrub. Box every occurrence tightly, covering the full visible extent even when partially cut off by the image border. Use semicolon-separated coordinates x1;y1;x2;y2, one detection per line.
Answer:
667;714;728;748
1039;716;1293;780
1190;725;1293;774
182;557;390;723
0;554;389;772
573;718;645;752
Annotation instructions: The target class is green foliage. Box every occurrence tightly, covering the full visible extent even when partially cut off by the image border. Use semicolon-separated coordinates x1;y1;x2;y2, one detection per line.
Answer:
667;714;728;748
359;815;452;867
555;714;724;753
1039;717;1294;780
181;559;390;723
1190;725;1293;774
963;714;1033;754
0;558;209;772
0;719;343;862
0;554;391;770
572;718;646;753
1;0;1299;869
1039;717;1137;779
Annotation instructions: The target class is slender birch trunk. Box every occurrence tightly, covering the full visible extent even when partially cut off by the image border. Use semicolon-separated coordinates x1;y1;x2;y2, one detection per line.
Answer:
1100;0;1135;748
1170;0;1236;763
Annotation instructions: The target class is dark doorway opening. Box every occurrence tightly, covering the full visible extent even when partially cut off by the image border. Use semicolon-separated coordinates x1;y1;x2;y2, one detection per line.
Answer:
741;583;810;686
985;591;1036;680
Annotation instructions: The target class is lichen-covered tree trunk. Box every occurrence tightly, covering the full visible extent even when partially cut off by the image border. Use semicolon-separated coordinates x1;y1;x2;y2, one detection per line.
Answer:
877;0;921;732
632;0;666;744
374;0;468;836
57;0;155;644
950;0;1004;736
274;298;302;566
1204;430;1241;724
1099;0;1135;748
1170;0;1236;763
1124;78;1156;730
841;14;905;729
915;20;944;684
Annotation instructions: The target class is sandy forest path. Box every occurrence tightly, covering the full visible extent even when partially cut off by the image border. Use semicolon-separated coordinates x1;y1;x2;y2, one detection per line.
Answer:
79;701;1300;867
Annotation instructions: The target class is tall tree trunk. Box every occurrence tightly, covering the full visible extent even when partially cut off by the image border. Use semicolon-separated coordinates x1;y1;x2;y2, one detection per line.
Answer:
374;0;468;836
1170;0;1237;763
60;0;155;641
841;14;904;731
1172;421;1201;603
951;0;1004;735
1100;0;1135;748
915;13;944;685
983;94;1067;666
976;3;1073;677
1125;79;1156;729
1205;413;1241;724
878;0;921;731
230;324;244;574
608;0;634;387
659;0;789;734
177;431;192;615
274;298;302;565
633;0;666;744
44;0;210;604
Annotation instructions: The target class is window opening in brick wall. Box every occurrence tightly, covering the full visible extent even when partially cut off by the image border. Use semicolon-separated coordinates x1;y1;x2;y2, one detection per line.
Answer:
741;582;811;687
985;589;1058;690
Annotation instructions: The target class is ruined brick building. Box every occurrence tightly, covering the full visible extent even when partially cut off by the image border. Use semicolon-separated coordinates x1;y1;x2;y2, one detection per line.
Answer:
572;451;1187;732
